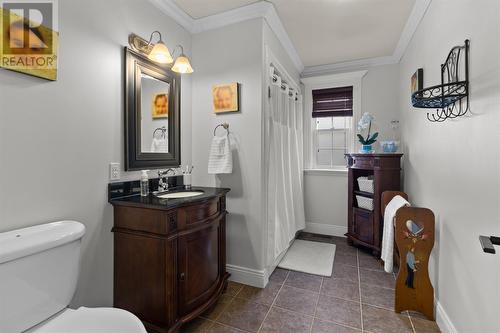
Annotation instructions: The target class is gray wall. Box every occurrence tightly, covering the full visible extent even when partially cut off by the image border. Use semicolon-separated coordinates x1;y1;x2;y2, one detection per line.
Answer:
399;0;500;331
191;19;265;273
0;0;192;307
191;18;301;279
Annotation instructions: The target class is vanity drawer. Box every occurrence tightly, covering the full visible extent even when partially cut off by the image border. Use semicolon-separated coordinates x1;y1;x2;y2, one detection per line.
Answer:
186;199;220;223
349;155;401;170
113;206;177;235
352;157;375;169
114;206;165;234
178;198;221;230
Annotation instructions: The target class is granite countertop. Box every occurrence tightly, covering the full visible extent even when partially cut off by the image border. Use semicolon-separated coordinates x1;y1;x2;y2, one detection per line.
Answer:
109;186;230;211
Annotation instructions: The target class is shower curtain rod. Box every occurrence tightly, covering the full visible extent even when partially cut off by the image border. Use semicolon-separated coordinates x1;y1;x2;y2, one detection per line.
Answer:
272;75;297;92
269;64;301;93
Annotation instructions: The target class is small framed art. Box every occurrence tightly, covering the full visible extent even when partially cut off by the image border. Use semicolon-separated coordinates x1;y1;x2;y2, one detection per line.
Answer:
212;82;240;113
411;68;424;95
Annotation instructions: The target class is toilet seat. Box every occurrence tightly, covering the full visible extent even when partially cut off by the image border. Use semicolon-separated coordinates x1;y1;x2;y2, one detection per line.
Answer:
27;307;146;333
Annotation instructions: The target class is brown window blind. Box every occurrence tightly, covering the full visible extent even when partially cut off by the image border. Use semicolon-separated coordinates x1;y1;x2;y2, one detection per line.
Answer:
312;86;353;118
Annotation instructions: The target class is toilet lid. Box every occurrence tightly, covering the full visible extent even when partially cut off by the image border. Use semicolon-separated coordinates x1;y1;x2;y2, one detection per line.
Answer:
28;307;147;333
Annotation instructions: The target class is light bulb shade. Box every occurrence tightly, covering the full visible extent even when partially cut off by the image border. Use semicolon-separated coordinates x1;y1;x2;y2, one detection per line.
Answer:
148;41;173;64
171;55;194;74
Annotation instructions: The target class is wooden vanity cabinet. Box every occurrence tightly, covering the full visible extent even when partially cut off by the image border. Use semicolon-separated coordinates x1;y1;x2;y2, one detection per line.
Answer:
111;195;229;333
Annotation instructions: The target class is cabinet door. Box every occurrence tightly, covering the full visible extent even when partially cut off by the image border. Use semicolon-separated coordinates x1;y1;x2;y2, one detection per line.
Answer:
353;208;374;245
178;218;222;315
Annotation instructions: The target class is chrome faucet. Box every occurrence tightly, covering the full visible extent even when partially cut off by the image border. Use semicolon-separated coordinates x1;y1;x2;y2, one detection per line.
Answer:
158;168;176;192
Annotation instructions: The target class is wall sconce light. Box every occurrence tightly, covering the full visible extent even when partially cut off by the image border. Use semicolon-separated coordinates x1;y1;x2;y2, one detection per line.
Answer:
147;31;173;64
171;45;193;74
128;31;194;73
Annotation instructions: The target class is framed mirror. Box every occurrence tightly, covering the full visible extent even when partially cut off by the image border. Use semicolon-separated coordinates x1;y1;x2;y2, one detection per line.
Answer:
125;48;181;170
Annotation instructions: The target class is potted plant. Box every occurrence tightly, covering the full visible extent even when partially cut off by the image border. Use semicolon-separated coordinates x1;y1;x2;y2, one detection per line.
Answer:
357;112;378;153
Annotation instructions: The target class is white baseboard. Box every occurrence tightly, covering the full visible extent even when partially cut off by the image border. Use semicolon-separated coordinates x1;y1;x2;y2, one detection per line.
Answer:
436;298;457;333
304;222;347;237
226;264;267;288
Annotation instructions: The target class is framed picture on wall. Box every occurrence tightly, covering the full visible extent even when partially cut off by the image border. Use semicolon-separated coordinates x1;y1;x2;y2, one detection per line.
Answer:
212;82;240;113
152;93;169;119
411;68;424;96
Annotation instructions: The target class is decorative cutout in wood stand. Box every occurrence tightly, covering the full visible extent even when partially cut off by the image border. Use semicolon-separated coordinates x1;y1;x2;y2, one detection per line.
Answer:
394;207;435;320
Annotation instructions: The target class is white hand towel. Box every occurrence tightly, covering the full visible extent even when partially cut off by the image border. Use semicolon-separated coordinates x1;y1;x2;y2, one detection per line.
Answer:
381;195;410;273
151;137;168;153
208;134;232;174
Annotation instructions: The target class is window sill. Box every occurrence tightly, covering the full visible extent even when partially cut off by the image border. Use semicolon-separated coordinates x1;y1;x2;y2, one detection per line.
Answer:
303;168;348;176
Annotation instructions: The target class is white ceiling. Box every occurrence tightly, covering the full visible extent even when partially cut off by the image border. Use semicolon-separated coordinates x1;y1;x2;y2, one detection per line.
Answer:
173;0;416;68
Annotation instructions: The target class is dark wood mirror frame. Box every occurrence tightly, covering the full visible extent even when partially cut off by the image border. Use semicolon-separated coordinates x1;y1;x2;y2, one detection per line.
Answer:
125;47;181;170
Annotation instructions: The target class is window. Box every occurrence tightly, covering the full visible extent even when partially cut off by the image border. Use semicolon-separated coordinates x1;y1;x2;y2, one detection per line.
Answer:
302;70;366;172
312;86;353;169
314;116;352;168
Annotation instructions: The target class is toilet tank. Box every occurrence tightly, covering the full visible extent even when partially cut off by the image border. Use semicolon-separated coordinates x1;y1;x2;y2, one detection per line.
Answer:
0;221;86;333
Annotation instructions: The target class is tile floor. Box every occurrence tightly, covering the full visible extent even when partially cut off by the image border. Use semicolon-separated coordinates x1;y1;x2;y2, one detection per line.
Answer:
181;235;441;333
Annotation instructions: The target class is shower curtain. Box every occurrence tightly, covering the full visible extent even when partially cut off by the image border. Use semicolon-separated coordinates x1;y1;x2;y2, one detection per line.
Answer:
267;69;306;266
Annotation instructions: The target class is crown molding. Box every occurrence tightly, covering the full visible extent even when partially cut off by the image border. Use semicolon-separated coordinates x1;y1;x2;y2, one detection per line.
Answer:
301;56;395;78
301;70;368;85
261;3;304;72
392;0;432;62
301;0;432;77
148;0;195;32
192;1;270;33
149;0;304;72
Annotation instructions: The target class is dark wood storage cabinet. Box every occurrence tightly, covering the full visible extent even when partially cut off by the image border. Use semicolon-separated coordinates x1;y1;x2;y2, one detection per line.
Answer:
111;193;229;333
346;153;403;256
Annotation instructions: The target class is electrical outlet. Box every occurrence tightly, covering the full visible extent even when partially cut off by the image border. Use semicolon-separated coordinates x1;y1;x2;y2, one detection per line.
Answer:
109;163;120;181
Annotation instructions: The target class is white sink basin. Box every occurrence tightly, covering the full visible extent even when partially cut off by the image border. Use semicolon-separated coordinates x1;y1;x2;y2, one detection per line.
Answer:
156;191;204;199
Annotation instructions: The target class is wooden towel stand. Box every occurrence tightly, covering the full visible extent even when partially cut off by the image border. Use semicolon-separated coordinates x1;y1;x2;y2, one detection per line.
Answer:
381;191;435;321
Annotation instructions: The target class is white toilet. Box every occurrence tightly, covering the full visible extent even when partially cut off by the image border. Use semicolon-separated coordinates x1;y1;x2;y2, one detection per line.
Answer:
0;220;147;333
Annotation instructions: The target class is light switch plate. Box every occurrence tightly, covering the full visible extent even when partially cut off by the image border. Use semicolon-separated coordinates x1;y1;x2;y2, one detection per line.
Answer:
109;163;120;181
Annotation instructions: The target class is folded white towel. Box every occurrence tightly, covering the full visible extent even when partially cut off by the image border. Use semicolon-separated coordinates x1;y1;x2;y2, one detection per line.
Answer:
208;134;232;174
381;195;410;273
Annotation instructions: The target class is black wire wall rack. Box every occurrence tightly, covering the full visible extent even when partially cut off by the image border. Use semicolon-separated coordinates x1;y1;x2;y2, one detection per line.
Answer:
412;39;470;122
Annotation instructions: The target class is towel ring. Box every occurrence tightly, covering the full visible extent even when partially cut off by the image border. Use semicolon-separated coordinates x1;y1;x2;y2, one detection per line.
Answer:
213;122;229;136
153;126;167;139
